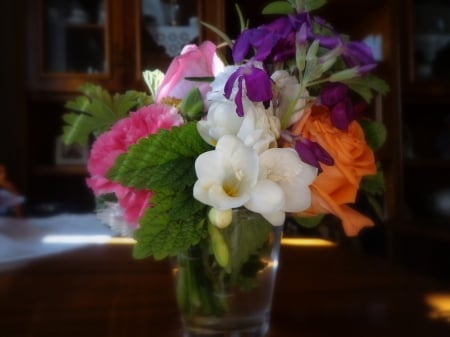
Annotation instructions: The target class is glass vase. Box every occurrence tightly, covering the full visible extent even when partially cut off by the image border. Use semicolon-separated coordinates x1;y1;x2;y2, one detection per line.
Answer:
172;208;282;337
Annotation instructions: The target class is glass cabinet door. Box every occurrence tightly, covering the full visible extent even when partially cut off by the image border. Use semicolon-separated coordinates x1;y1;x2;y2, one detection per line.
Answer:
44;0;106;74
411;0;450;81
135;0;224;87
27;0;123;92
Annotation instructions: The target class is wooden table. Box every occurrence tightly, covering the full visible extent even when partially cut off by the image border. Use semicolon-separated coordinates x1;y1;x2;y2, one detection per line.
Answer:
0;241;449;336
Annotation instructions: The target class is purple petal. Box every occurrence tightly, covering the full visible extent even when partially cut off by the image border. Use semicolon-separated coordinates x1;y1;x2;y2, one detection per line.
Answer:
232;32;252;63
320;83;348;106
343;41;375;67
330;99;354;130
224;69;241;99
295;139;334;171
235;77;245;117
244;67;272;102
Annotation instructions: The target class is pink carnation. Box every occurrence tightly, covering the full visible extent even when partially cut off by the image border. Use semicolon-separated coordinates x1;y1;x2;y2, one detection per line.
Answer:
87;104;184;225
156;41;225;103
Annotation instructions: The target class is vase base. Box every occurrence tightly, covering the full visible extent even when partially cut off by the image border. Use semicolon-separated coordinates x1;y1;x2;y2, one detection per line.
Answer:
183;321;269;337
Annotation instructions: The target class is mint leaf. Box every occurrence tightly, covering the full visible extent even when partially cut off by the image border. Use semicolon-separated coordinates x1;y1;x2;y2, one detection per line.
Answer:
107;122;213;190
133;188;208;260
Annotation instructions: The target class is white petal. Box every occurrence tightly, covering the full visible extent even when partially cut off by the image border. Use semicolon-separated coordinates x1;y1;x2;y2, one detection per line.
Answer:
261;211;285;226
279;180;312;212
245;179;285;214
193;135;259;209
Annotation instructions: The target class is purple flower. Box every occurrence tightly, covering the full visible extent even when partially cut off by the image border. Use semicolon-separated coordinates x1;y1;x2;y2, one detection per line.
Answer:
224;64;272;116
232;12;313;64
319;83;357;130
342;41;376;70
330;98;356;130
320;83;348;106
295;138;334;171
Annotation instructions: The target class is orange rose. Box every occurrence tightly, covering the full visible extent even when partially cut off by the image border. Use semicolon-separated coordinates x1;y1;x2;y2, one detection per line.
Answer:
292;105;377;236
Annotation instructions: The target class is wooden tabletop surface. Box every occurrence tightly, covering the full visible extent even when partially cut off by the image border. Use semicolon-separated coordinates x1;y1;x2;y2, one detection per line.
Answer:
0;240;449;337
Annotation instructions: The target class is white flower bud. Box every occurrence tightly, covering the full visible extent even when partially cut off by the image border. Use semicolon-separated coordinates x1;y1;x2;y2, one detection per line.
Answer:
208;208;233;228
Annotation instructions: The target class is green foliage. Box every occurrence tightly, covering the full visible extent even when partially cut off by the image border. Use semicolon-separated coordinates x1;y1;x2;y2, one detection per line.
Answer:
106;122;213;260
200;21;234;49
344;74;390;103
360;172;385;196
181;87;204;121
61;83;153;146
262;1;295;14
219;209;272;282
264;0;327;13
293;214;324;228
107;122;213;190
133;188;208;260
142;69;164;99
359;119;387;151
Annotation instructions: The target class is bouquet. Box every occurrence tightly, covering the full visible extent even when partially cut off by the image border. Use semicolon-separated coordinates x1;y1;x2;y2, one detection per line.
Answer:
61;0;388;322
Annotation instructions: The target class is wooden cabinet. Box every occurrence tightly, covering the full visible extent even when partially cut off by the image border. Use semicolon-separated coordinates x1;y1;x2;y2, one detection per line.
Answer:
390;0;450;280
24;0;225;213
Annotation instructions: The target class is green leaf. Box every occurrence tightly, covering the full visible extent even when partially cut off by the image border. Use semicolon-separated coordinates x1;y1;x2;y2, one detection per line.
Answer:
293;214;324;228
142;69;164;98
360;172;385;196
304;0;327;11
344;74;390;102
181;87;204;121
107;122;213;191
133;188;208;260
200;21;233;48
359;119;387;151
235;4;248;31
366;194;384;220
262;1;294;14
219;209;272;282
61;83;153;146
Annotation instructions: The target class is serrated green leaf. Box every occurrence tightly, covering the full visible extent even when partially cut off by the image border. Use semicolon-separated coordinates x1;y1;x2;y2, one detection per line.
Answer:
107;122;213;191
262;1;294;14
61;83;153;146
359;119;387;151
133;188;208;260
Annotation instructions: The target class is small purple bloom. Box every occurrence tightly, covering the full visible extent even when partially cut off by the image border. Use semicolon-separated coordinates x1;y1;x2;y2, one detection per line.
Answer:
342;41;376;68
295;138;334;171
224;64;272;116
320;83;348;106
330;97;356;130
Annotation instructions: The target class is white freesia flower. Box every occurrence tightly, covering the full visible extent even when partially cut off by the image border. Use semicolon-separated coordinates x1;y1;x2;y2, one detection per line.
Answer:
271;70;309;127
198;96;280;153
206;65;239;104
197;100;242;146
193;135;259;210
245;147;318;226
237;98;280;153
